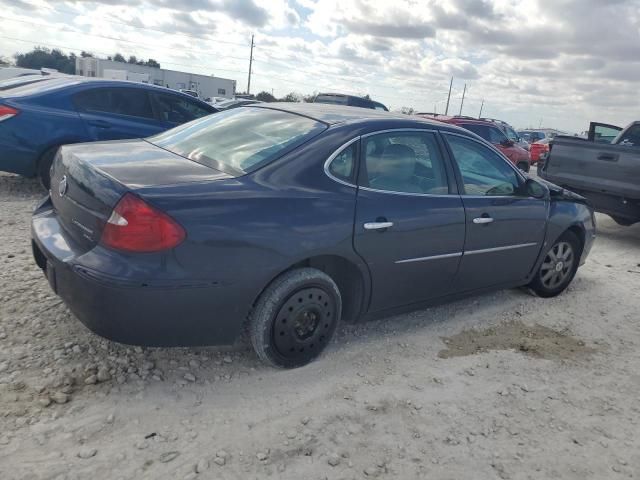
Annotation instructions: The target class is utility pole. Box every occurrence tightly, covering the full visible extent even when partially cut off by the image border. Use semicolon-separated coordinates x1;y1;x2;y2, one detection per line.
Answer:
478;99;484;118
444;77;453;115
247;34;254;95
459;83;467;116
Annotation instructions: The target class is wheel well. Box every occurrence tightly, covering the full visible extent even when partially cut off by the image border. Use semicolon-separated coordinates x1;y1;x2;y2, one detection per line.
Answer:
279;255;367;323
567;224;585;255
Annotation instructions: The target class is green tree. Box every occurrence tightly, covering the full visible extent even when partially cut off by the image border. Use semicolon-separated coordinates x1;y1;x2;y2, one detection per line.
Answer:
113;53;126;62
14;47;76;74
302;93;316;103
145;58;160;68
80;51;94;58
127;55;138;64
256;91;276;102
279;92;301;102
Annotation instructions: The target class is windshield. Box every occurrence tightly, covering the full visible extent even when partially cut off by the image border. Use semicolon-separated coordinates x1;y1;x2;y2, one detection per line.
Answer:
149;107;327;175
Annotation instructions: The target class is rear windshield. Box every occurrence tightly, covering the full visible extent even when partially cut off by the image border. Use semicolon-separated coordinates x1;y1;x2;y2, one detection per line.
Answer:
148;107;327;175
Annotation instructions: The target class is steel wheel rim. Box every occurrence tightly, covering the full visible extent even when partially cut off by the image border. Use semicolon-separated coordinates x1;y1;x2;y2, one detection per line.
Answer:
540;241;574;289
272;287;336;360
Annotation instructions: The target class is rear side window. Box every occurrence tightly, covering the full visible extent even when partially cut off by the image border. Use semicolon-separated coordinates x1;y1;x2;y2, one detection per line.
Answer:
149;107;327;175
151;93;214;124
328;143;357;182
74;88;154;120
461;124;507;144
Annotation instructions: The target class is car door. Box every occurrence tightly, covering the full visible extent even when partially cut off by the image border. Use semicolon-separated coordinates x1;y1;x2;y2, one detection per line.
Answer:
150;92;216;129
352;129;466;312
442;132;547;292
588;122;622;144
74;87;166;140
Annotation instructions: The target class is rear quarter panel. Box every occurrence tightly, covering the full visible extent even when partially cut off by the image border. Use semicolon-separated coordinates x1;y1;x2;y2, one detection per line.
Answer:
0;91;87;176
132;125;372;339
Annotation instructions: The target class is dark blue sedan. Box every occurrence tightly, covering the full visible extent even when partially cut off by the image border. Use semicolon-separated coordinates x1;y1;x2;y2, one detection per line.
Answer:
0;76;217;187
31;104;596;368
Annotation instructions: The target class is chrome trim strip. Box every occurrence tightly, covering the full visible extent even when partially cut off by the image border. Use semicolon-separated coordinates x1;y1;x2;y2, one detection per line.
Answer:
323;136;360;188
359;186;453;198
464;242;538;255
361;128;437;138
395;252;463;264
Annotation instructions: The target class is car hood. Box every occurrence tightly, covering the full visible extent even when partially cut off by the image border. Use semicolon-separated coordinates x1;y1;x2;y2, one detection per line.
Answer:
63;139;232;189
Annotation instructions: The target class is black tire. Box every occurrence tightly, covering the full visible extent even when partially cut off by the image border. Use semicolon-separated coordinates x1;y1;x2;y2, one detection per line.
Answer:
37;147;59;190
610;215;635;226
528;230;581;298
517;161;530;173
249;268;342;369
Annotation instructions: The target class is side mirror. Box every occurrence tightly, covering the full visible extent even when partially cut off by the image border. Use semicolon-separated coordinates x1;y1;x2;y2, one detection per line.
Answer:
524;178;547;199
501;139;515;147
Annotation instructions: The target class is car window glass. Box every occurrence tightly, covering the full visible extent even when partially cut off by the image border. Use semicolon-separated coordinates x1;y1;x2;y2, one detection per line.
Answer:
361;131;449;195
489;126;508;144
460;123;491;142
328;143;357;181
152;93;213;124
74;88;154;119
505;127;518;141
445;134;520;196
616;124;640;146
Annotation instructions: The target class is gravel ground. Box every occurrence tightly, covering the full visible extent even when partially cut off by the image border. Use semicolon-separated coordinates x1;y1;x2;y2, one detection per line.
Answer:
0;172;639;480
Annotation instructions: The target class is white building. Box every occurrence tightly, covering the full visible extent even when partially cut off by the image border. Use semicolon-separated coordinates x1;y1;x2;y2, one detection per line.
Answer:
75;57;236;100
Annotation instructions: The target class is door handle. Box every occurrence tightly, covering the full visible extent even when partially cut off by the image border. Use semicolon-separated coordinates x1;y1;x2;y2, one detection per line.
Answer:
364;221;394;230
88;120;111;129
597;153;618;162
473;217;494;224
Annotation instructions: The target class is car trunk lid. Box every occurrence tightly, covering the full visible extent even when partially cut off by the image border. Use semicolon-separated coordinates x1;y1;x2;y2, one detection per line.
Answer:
50;139;231;250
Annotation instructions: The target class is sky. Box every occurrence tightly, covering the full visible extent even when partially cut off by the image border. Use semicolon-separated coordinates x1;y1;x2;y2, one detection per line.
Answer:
1;0;639;132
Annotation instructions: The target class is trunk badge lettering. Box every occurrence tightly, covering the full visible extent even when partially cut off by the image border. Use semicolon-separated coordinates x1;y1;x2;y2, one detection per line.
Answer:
58;175;68;197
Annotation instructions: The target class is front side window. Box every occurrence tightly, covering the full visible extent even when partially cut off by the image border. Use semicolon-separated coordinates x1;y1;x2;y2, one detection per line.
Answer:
488;126;509;144
445;134;520;196
74;88;155;119
328;143;357;182
361;131;449;195
152;93;213;124
149;107;327;175
504;127;519;141
217;88;226;95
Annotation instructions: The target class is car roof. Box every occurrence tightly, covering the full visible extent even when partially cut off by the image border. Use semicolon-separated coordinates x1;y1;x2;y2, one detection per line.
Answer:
1;75;209;102
252;102;428;126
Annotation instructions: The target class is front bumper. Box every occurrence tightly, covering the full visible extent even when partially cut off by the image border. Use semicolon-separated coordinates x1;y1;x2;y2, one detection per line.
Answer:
31;199;246;347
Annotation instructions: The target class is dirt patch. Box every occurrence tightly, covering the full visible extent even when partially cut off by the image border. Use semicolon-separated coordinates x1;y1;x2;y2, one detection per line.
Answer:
438;320;596;360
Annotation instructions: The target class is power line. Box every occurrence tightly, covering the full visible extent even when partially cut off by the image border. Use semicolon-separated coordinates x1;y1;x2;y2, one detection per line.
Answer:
11;3;250;48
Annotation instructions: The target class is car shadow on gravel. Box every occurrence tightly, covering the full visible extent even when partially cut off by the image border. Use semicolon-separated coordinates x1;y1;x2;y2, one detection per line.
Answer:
0;173;45;199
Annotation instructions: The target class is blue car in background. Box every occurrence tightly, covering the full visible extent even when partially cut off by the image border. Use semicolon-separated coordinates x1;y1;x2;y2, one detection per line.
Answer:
0;76;218;187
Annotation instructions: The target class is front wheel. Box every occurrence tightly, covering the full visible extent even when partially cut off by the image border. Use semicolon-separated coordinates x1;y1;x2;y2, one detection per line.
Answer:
528;231;581;298
249;268;342;368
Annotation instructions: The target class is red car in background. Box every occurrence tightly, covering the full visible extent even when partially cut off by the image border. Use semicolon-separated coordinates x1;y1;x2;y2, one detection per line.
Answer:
529;138;551;165
419;116;531;171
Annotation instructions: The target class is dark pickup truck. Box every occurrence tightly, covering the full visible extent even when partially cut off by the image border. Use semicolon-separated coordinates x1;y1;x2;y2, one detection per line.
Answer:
539;121;640;225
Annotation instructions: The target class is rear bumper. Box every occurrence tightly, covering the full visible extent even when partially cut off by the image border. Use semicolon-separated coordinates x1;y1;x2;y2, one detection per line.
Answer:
31;198;247;347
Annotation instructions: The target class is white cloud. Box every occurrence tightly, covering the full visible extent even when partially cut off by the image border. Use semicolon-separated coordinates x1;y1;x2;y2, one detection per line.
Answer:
1;0;639;131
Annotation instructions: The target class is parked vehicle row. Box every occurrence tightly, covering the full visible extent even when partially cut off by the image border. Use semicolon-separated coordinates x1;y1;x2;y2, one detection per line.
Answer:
417;115;531;172
31;104;595;368
0;76;218;187
540;120;640;225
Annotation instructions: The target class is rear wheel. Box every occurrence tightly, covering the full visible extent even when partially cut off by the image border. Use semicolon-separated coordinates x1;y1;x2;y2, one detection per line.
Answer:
37;147;59;190
528;231;580;297
249;268;341;368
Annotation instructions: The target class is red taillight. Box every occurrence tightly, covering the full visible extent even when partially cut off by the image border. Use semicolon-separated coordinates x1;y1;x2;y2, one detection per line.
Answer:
101;193;186;253
0;105;19;122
